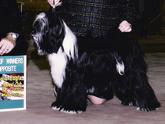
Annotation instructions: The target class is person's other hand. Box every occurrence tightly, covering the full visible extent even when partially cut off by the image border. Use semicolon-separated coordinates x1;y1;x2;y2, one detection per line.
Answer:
0;36;16;55
47;0;62;8
118;20;132;32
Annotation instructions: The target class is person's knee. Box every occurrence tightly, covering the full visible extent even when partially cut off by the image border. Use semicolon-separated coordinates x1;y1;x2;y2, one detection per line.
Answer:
88;95;106;105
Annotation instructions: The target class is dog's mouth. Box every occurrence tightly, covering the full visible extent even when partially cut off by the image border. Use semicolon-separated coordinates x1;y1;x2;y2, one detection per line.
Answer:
31;33;39;42
31;34;46;55
31;33;38;40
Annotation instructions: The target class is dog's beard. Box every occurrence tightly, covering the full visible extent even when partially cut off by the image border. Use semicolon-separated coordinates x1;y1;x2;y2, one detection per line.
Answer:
31;32;46;55
33;34;48;56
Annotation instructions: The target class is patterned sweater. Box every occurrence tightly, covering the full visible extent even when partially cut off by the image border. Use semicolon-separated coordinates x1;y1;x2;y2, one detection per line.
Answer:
59;0;136;37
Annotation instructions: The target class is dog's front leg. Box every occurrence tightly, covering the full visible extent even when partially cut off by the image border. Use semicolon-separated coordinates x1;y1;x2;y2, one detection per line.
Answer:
51;78;87;114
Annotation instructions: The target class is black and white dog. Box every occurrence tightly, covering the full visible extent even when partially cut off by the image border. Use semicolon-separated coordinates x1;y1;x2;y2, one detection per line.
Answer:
31;10;161;114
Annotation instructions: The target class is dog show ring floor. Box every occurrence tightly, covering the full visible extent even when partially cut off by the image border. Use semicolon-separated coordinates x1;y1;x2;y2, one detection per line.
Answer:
0;35;165;124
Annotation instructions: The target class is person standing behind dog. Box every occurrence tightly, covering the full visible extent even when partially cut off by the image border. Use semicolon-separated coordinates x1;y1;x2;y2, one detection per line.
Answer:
47;0;136;105
0;0;28;56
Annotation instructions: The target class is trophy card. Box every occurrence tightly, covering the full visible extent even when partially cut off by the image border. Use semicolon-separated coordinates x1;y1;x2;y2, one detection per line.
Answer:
0;56;26;112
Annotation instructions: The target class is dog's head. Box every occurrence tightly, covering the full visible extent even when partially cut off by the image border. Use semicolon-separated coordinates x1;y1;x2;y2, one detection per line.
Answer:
31;12;65;55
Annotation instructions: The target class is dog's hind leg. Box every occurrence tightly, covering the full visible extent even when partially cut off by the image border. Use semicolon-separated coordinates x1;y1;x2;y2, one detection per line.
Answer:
115;64;161;111
129;74;160;111
114;75;136;107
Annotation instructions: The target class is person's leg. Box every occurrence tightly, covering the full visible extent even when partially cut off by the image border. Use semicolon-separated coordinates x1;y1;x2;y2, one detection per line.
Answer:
88;95;106;105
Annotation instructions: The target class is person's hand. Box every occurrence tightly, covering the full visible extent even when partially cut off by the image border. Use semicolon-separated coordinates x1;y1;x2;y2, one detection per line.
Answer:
47;0;62;8
118;20;132;32
0;35;16;55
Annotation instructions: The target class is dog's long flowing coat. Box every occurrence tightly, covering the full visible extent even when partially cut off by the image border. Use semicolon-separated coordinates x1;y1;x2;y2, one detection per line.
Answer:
31;11;160;114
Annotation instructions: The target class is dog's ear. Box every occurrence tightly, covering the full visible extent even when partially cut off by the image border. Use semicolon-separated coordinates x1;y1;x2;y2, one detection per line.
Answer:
44;12;65;53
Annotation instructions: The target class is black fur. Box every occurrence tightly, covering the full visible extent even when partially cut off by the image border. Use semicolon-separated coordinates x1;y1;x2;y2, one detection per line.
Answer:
31;11;65;54
31;11;161;114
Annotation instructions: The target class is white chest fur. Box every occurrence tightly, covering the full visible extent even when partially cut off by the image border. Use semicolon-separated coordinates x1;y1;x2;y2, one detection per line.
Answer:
48;48;67;88
48;22;77;88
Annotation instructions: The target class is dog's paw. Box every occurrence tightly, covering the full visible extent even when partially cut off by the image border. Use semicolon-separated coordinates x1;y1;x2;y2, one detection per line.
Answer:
121;100;136;106
52;106;84;114
59;108;84;114
136;107;160;112
51;101;61;110
51;101;85;114
52;105;61;111
122;102;133;106
135;100;161;112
